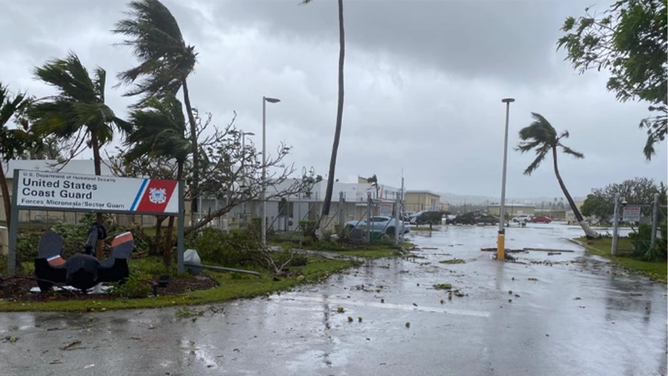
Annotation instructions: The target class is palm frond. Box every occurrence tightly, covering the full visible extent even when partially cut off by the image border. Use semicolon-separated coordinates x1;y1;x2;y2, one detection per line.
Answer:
523;150;549;176
33;52;98;103
94;67;107;102
516;139;542;153
558;143;585;159
125;94;190;162
113;0;197;103
0;83;27;127
30;53;125;150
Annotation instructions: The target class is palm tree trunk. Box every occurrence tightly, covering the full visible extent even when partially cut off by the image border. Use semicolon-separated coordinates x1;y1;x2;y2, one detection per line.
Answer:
320;0;345;220
90;131;105;258
552;148;599;239
163;161;183;267
182;79;199;227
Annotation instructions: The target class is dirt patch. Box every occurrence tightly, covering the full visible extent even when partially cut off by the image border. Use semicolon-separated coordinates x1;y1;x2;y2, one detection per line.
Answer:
0;274;219;303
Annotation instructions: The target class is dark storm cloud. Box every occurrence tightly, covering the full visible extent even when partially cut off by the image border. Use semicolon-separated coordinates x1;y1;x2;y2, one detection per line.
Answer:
0;0;665;200
210;0;591;85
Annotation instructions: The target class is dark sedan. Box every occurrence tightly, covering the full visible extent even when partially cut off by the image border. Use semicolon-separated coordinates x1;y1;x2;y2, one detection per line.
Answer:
476;215;500;225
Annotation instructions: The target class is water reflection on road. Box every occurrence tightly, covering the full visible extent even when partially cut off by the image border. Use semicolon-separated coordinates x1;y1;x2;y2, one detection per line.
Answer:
0;224;665;376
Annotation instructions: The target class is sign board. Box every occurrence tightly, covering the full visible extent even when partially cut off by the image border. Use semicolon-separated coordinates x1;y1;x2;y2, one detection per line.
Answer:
622;206;641;222
379;203;394;217
15;170;180;215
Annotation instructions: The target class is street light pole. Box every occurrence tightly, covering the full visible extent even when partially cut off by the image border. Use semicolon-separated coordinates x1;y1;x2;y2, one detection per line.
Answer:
240;131;255;230
497;97;515;261
262;96;280;247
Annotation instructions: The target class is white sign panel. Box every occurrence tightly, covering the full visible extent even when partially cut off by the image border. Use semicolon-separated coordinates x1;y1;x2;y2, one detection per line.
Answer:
622;206;641;222
15;170;180;214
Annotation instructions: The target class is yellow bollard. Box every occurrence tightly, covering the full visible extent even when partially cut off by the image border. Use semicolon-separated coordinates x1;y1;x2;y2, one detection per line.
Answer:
497;233;505;261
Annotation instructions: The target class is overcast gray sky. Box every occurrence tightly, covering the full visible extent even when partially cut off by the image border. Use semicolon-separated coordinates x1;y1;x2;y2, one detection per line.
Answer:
1;0;666;200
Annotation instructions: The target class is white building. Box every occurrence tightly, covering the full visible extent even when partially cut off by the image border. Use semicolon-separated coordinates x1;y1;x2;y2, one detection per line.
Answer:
230;179;403;231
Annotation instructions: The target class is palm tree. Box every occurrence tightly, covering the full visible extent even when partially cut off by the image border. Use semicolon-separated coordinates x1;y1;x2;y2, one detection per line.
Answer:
113;0;200;219
302;0;346;222
125;93;190;266
0;83;27;232
517;113;599;238
30;52;129;257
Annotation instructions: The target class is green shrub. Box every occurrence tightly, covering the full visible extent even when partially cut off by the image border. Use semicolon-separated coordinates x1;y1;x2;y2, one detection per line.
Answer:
192;227;262;267
629;224;653;256
299;220;317;238
276;249;308;267
110;269;152;298
16;230;42;262
320;229;334;242
300;236;314;247
15;213;145;262
417;211;448;224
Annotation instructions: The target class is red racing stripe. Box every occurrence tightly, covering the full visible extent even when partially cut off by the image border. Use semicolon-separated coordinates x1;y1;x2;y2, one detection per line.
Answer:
135;180;178;213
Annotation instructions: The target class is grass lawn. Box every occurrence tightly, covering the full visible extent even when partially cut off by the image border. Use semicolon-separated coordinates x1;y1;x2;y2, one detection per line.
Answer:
576;236;667;283
0;256;358;312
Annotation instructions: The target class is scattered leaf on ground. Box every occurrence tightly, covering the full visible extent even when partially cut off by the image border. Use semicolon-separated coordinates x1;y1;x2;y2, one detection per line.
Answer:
439;259;466;264
433;283;453;290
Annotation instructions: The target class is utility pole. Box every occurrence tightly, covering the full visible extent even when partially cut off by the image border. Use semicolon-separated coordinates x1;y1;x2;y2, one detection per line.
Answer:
650;193;659;250
497;97;515;261
611;193;620;255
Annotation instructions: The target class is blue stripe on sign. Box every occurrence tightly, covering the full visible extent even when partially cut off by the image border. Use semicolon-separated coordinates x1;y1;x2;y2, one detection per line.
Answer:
130;179;149;211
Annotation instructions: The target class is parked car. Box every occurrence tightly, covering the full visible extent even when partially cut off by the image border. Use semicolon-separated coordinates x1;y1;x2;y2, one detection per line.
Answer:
449;212;476;225
344;216;409;236
512;214;533;223
476;215;500;225
531;216;552;224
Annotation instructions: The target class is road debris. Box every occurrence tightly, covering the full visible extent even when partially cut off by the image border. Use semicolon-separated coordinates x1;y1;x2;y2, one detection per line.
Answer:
61;340;81;351
439;259;466;264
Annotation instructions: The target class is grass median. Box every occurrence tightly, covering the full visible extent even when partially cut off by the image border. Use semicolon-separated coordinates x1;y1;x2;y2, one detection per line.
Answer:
576;236;667;283
0;256;358;312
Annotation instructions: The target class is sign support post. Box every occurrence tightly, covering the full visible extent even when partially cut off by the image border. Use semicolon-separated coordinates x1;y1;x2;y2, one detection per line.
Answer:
8;169;20;276
177;180;185;275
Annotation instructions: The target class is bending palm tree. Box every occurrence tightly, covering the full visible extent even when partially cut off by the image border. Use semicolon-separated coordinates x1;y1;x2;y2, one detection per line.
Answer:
0;83;27;233
302;0;346;221
126;94;190;266
30;52;129;257
113;0;200;219
517;113;599;239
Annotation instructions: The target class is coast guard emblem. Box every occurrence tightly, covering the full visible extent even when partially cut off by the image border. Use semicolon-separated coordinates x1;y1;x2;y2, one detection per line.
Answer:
149;187;167;204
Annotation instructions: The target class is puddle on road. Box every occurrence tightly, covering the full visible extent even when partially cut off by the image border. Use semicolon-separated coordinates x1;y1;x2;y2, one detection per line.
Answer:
273;295;491;318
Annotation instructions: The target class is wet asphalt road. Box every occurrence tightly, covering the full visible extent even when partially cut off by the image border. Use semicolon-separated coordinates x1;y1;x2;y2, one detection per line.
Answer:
0;223;666;376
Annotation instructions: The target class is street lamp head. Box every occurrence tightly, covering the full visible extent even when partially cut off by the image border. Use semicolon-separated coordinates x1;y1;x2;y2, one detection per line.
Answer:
243;131;255;136
264;96;281;104
501;98;515;103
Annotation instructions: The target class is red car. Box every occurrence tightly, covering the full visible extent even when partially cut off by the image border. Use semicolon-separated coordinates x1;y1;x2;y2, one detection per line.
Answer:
531;216;552;223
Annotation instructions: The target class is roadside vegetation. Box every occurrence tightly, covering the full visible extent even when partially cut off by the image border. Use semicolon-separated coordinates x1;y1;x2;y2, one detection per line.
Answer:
0;214;408;312
576;233;667;283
